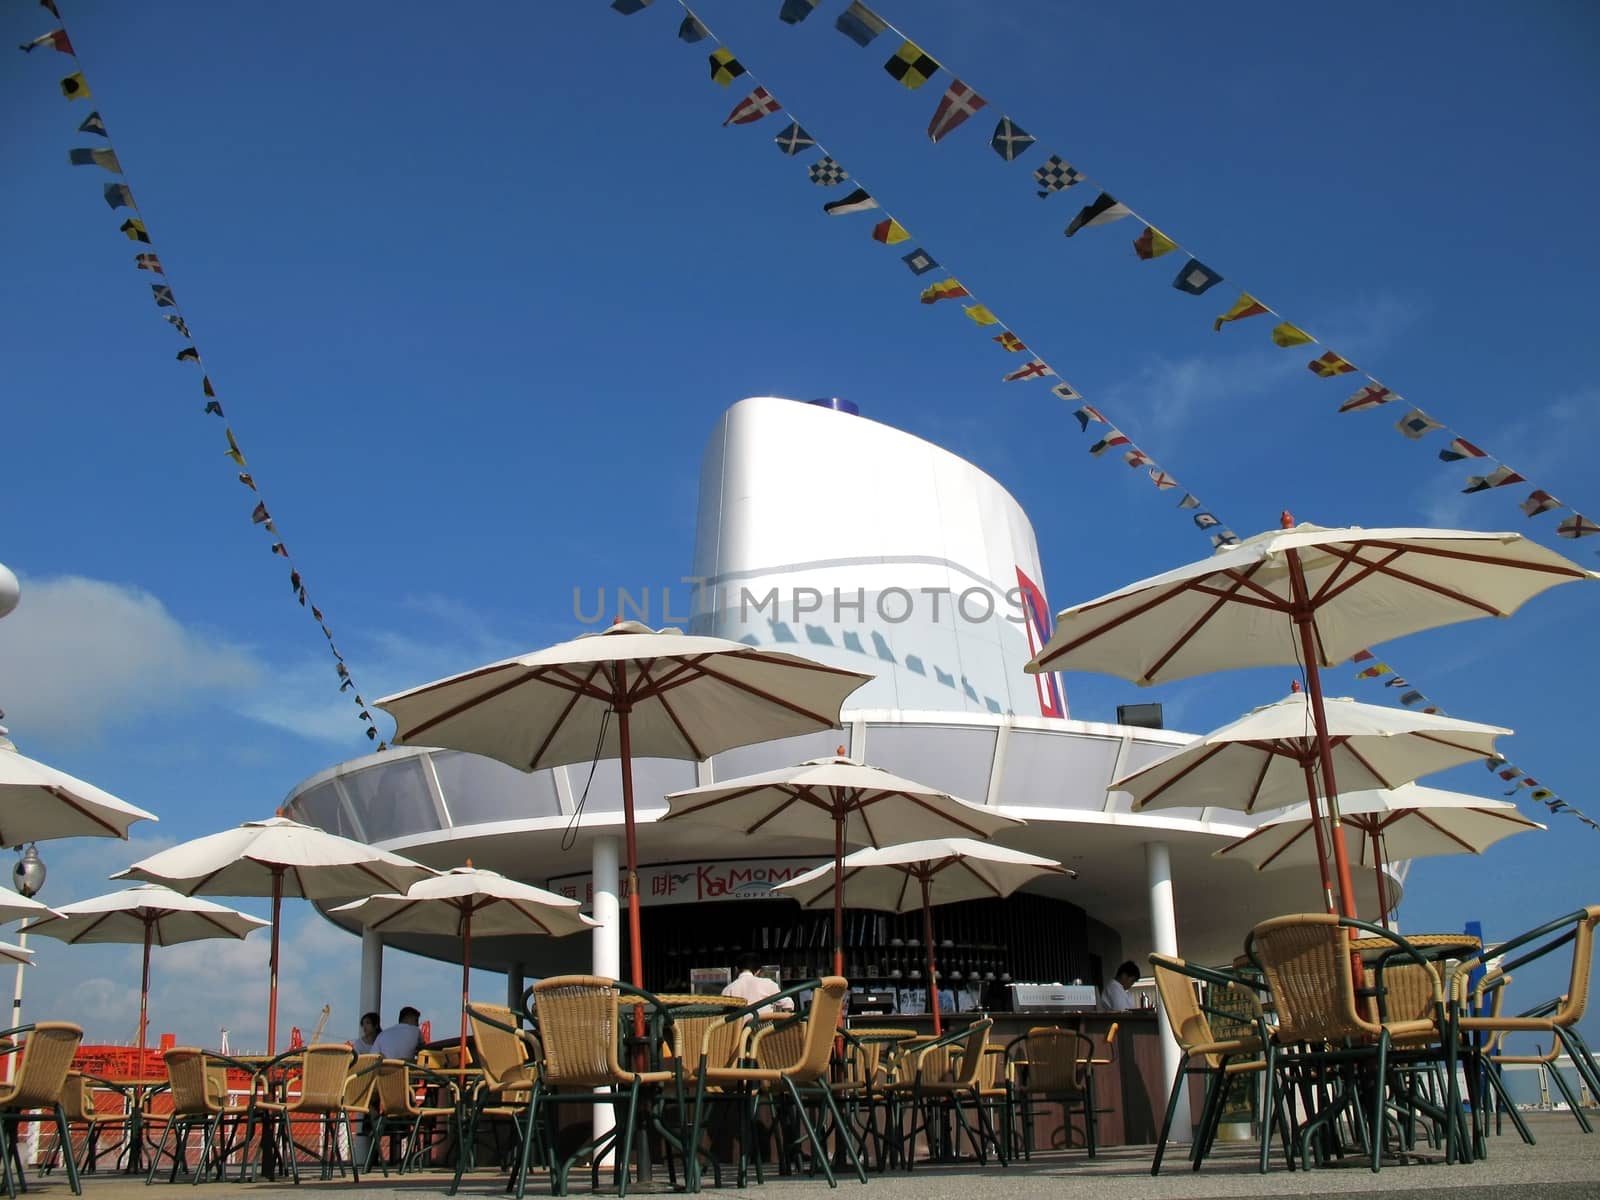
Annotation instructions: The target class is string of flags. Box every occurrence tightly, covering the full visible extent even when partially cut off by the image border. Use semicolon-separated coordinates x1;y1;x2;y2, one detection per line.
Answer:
18;4;385;751
1347;651;1597;831
623;0;1245;553
624;0;1600;551
611;0;1595;834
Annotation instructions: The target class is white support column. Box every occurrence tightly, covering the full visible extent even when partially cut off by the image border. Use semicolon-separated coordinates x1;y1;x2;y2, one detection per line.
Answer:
1146;840;1191;1143
506;962;526;1017
591;835;622;1161
359;929;383;1019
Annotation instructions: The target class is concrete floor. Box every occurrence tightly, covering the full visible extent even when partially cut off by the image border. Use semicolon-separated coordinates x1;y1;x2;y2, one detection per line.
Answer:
21;1113;1599;1200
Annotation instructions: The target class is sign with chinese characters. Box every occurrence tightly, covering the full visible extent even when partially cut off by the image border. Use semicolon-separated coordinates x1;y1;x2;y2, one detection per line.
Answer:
548;857;827;909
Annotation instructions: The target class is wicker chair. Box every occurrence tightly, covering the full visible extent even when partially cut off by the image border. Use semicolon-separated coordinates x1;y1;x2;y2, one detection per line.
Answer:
885;1017;1003;1170
1004;1024;1099;1161
685;978;863;1191
248;1044;365;1184
833;1027;916;1171
1148;956;1278;1175
1246;915;1458;1172
150;1047;252;1184
0;1023;83;1199
39;1071;122;1176
1453;905;1600;1154
449;1003;540;1198
364;1058;460;1175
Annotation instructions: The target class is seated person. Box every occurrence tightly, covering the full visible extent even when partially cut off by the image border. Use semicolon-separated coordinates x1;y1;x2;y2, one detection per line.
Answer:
372;1006;423;1061
352;1011;381;1054
722;952;793;1015
1099;961;1140;1012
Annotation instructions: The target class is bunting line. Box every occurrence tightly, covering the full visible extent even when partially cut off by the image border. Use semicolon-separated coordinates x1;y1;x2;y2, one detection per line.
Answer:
609;0;1594;833
17;7;386;751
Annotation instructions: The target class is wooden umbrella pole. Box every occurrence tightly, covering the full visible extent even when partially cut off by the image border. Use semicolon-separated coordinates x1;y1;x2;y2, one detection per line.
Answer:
921;875;942;1037
267;866;283;1054
1297;762;1338;916
1286;549;1360;920
615;693;647;1043
460;909;473;1065
832;814;845;978
1372;829;1392;930
138;918;153;1059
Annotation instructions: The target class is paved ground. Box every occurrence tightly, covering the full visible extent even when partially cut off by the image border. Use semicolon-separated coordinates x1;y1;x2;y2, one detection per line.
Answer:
19;1114;1599;1200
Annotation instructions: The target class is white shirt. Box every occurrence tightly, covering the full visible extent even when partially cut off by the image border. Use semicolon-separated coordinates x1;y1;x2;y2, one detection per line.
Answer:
373;1021;423;1061
722;970;793;1014
352;1035;377;1055
1099;979;1134;1012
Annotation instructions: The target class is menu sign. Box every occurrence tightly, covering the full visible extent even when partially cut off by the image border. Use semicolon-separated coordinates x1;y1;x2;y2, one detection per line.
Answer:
548;857;826;908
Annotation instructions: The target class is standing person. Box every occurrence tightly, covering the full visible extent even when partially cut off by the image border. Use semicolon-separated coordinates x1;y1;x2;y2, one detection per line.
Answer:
1099;962;1140;1011
373;1006;423;1061
722;953;793;1015
352;1011;381;1054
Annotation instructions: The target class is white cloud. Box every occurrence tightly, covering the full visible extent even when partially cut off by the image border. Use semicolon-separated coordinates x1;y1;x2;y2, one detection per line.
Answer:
0;576;261;744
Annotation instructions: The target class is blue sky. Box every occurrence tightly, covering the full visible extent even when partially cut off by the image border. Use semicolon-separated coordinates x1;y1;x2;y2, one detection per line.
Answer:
2;1;1597;1049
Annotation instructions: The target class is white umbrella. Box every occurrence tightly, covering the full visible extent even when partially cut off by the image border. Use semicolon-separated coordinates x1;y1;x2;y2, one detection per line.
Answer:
376;622;871;1001
0;892;60;927
114;816;434;1052
1214;783;1545;923
1027;519;1594;916
0;943;32;967
774;838;1070;1034
662;756;1022;977
21;884;267;1058
333;865;595;1061
0;731;157;846
1112;689;1510;910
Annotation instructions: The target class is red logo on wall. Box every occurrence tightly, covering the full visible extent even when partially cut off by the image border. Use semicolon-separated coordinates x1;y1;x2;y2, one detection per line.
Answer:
1015;566;1065;718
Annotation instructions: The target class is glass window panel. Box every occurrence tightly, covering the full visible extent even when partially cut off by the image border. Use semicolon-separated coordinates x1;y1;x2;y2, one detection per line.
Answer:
340;756;439;841
996;730;1122;812
292;781;360;840
1105;736;1206;819
564;755;701;815
861;723;996;808
431;750;563;826
710;729;842;785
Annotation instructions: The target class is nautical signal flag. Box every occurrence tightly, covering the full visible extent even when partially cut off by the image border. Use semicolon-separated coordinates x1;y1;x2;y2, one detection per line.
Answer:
990;116;1035;162
1211;531;1241;549
1520;489;1561;518
1271;322;1314;347
773;121;814;155
610;0;652;12
226;430;246;467
150;284;175;308
205;398;223;416
902;248;938;275
77;111;107;137
1213;293;1269;331
1125;448;1153;469
20;28;73;53
1351;649;1375;663
166;315;190;337
835;0;888;46
962;304;1000;326
1051;381;1083;401
1133;226;1178;260
1001;359;1053;382
176;346;200;364
709;47;746;87
238;473;256;492
1194;512;1221;530
1341;383;1396;412
1172;258;1224;296
678;13;709;42
1438;437;1488;462
1089;430;1130;457
250;501;270;524
993;332;1026;352
1462;465;1525;493
58;72;89;100
1034;156;1083;197
885;40;940;89
1178;494;1201;509
779;0;819;23
1356;662;1393;679
823;187;877;215
68;147;121;173
871;218;910;244
1308;351;1357;377
1065;192;1131;236
1073;405;1106;431
920;277;969;304
808;157;849;186
1149;469;1178;490
724;86;781;126
120;218;149;242
927;80;986;142
1557;513;1599;538
103;182;134;209
134;253;163;274
1395;408;1443;439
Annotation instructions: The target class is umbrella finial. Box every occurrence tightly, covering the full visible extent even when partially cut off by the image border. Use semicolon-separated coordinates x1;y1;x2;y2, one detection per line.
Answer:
836;744;847;758
1280;510;1295;528
464;858;473;869
275;807;286;817
1290;679;1302;693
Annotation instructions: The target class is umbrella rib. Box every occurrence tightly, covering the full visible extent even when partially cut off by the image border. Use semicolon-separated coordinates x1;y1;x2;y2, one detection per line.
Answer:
1307;546;1399;607
193;910;255;941
660;782;771;821
68;911;117;945
949;858;1005;900
505;899;555;936
630;660;708;759
1245;753;1275;814
1256;823;1314;870
650;655;856;728
527;665;605;769
1146;565;1273;681
745;791;809;837
1033;580;1200;668
45;784;123;838
1410;810;1486;854
894;792;994;839
1129;743;1231;808
1339;742;1401;790
1311;546;1511;617
1364;539;1590;579
368;897;426;931
397;665;542;741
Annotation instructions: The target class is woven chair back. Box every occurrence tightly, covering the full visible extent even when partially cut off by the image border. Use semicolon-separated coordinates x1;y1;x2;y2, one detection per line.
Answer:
671;1013;741;1080
943;1019;992;1088
204;1064;230;1108
1555;906;1600;1027
1020;1027;1084;1093
531;975;622;1088
163;1048;213;1118
752;1019;807;1073
60;1073;94;1123
1250;914;1371;1043
468;1003;530;1091
780;977;846;1083
293;1044;357;1113
3;1023;82;1111
374;1060;418;1118
343;1052;382;1109
1150;957;1217;1054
